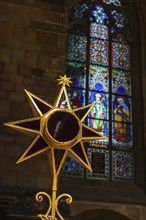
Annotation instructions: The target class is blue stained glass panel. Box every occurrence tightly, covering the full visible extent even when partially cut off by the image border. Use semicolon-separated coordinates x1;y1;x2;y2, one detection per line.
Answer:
88;118;109;144
112;42;130;70
67;61;86;89
87;148;109;179
62;158;83;177
112;69;131;95
90;38;108;66
68;34;87;62
112;151;134;180
89;65;109;92
90;5;109;25
90;23;108;40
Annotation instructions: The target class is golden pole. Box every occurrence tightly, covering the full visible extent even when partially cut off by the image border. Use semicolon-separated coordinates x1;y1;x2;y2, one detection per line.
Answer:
51;174;57;218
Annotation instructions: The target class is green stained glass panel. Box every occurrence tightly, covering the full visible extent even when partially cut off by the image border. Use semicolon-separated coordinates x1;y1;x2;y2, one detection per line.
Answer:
89;65;109;92
88;91;109;138
88;118;109;144
90;38;108;66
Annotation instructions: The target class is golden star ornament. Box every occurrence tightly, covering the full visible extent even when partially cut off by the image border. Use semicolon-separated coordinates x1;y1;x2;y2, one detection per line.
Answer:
5;75;106;176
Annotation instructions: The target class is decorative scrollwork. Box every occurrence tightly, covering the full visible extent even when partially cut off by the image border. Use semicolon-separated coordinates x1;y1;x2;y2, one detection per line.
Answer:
36;191;72;220
37;214;58;220
36;192;52;218
55;193;73;220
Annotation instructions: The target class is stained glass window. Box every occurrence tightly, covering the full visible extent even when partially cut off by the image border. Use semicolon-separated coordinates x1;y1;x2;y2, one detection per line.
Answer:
102;0;122;7
62;0;133;181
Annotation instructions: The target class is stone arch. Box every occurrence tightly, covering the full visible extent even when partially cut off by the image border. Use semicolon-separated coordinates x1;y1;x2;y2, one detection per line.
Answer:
72;208;132;220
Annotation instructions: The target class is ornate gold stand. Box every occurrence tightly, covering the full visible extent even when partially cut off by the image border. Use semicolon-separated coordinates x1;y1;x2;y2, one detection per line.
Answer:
5;75;106;220
36;174;72;220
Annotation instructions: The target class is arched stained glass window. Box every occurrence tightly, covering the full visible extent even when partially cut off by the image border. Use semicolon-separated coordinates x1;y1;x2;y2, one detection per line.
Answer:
62;0;134;181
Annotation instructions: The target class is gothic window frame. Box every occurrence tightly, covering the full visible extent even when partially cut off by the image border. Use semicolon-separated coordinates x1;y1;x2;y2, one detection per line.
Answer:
61;1;145;189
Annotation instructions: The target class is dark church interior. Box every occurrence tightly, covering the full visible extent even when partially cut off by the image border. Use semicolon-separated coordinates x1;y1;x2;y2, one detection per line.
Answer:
0;0;146;219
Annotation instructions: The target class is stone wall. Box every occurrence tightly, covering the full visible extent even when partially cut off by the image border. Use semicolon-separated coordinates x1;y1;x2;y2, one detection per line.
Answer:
0;0;67;190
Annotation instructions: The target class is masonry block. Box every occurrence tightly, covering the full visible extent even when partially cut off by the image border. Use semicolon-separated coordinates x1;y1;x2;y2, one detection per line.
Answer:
0;100;10;117
13;26;37;43
0;47;11;63
4;63;18;74
12;49;25;64
36;31;58;46
25;51;38;67
37;53;50;69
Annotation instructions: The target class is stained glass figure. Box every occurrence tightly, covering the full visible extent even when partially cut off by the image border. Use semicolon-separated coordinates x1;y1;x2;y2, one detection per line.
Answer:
89;65;109;92
88;92;109;137
68;34;87;62
112;42;130;70
88;118;109;144
88;118;109;145
62;158;83;177
87;148;109;179
112;122;132;149
112;95;132;148
68;88;85;108
90;5;108;24
67;61;86;89
102;0;122;7
112;69;131;95
112;151;133;179
111;10;127;29
112;95;132;123
90;38;108;66
90;23;108;40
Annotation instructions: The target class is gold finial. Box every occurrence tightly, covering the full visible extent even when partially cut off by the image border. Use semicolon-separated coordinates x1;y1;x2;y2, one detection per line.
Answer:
57;75;72;87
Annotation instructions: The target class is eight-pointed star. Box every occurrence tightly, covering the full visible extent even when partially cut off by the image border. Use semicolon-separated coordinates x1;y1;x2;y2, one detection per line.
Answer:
5;75;107;176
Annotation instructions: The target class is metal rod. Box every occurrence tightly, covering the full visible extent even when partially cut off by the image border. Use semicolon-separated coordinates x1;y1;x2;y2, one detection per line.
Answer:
51;174;58;218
